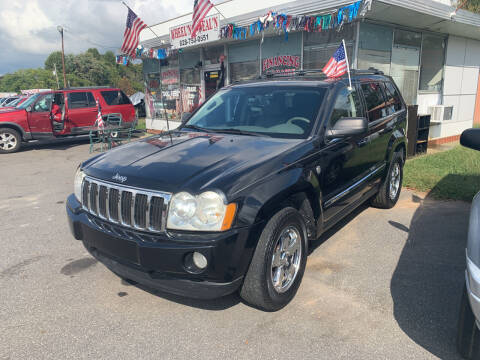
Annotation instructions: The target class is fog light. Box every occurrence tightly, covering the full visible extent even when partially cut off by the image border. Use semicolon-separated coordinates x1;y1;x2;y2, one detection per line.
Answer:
193;252;208;269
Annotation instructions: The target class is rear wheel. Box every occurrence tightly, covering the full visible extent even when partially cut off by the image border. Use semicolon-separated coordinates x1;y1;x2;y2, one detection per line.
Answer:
0;128;21;154
240;207;307;311
371;150;403;209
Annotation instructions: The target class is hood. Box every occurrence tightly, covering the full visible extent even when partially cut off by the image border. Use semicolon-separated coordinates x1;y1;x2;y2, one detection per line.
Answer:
83;130;304;195
0;108;26;119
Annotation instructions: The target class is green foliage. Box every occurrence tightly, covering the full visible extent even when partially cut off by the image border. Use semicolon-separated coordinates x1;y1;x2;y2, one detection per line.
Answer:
0;48;143;95
465;0;480;13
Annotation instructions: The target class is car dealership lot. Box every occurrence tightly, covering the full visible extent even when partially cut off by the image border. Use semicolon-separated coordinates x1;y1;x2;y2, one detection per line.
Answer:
0;140;470;359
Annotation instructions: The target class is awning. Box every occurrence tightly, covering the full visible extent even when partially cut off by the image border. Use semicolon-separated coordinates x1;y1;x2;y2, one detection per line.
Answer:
367;0;480;40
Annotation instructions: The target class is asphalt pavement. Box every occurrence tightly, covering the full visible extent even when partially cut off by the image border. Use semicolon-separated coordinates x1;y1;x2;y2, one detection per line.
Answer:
0;138;471;359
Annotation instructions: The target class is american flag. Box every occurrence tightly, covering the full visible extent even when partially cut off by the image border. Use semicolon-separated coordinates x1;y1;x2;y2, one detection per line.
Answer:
191;0;214;38
121;8;147;57
322;43;348;78
95;99;104;129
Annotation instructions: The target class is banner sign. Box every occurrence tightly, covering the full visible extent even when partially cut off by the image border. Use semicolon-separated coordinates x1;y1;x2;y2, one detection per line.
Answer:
170;15;220;49
263;55;300;73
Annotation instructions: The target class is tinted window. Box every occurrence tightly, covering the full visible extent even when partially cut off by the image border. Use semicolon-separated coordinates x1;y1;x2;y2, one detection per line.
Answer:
384;81;403;114
33;94;53;112
185;86;327;139
330;87;364;127
86;92;96;106
101;90;131;106
361;82;387;122
68;92;95;109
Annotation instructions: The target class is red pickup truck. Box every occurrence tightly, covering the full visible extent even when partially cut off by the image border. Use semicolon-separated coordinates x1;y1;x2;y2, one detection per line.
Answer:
0;87;136;153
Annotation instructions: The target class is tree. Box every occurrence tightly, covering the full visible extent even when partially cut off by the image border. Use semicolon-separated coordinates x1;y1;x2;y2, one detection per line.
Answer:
465;0;480;13
0;48;143;94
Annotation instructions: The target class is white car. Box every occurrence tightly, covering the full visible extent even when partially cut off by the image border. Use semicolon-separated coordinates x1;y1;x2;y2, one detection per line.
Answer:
457;128;480;359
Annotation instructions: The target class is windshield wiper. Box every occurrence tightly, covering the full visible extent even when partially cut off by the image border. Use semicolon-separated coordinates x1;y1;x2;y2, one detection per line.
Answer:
182;124;212;132
211;128;269;137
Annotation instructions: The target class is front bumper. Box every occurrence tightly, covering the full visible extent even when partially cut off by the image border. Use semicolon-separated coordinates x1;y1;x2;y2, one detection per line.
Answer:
66;194;255;299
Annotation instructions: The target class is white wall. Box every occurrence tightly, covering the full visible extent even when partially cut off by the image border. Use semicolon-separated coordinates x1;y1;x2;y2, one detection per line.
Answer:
432;36;480;139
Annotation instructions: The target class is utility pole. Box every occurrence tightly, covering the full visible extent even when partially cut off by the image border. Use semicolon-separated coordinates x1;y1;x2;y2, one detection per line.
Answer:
57;25;67;88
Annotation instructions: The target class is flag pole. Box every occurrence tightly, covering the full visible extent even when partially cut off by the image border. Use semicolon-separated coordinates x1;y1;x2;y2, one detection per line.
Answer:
342;39;352;90
121;0;170;131
211;3;227;20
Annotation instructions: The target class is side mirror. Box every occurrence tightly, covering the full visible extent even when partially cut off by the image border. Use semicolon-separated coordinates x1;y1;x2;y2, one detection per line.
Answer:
26;105;32;112
460;128;480;151
326;117;368;139
181;112;192;123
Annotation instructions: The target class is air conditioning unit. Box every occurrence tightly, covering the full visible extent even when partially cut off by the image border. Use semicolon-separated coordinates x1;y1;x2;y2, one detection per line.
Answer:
429;105;453;122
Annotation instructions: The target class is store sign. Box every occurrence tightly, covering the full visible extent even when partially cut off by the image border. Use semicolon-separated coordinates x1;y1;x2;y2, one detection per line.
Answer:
263;55;300;73
170;15;220;49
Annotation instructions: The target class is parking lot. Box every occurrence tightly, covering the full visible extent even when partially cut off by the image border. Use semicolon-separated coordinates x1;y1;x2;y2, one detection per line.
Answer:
0;138;471;359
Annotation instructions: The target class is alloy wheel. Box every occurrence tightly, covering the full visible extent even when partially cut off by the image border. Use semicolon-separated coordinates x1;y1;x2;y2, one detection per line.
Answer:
271;226;302;293
0;132;17;151
389;162;401;201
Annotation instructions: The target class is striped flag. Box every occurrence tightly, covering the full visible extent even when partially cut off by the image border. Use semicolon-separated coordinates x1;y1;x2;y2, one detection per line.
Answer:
322;43;348;78
191;0;214;38
95;99;104;129
121;8;147;57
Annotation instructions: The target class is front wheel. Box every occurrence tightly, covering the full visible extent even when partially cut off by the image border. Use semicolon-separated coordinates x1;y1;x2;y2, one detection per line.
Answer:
0;128;21;154
371;150;404;209
240;207;307;311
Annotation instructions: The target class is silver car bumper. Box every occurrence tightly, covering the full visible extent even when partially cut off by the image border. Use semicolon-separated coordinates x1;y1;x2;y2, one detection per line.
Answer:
466;255;480;324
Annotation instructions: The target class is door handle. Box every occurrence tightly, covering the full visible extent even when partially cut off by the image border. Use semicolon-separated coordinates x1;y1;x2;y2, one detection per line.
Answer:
357;138;369;147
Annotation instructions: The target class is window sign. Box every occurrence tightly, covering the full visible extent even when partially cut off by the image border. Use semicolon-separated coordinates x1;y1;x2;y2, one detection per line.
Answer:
262;55;300;74
170;15;220;49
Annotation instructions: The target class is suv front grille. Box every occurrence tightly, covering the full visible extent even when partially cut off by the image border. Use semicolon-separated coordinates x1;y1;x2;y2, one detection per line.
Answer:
81;176;171;233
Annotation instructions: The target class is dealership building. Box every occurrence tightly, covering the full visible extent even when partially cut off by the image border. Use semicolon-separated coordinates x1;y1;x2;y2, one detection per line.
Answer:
139;0;480;143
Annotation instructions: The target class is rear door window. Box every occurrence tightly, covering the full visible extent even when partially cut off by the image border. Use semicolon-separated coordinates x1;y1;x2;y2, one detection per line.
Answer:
360;82;388;122
383;81;404;114
68;92;95;109
101;90;131;106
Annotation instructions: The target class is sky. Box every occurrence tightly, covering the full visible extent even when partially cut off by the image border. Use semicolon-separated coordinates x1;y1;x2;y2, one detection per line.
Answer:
0;0;193;75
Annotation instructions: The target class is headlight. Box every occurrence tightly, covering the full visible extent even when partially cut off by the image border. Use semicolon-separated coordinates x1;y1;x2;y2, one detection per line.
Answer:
467;192;480;266
167;191;236;232
74;168;85;202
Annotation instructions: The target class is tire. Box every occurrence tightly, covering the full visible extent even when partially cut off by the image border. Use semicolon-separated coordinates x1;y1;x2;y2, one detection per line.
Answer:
240;207;307;311
0;128;21;154
457;284;480;359
371;150;403;209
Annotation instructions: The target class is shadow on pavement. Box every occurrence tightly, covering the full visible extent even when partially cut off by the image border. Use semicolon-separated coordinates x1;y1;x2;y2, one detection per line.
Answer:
119;277;241;311
20;137;90;152
391;175;474;359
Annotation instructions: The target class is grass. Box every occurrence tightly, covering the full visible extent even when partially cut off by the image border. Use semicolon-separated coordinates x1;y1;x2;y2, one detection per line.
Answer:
136;117;146;130
403;145;480;201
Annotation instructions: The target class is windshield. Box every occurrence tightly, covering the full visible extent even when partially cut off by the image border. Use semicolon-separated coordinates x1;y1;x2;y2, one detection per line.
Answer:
184;86;327;139
8;98;22;107
17;94;39;110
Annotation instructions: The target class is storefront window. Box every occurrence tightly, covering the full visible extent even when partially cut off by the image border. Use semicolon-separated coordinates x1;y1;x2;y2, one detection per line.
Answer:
358;23;393;75
304;23;354;70
204;45;224;65
230;61;259;82
229;40;260;82
419;34;445;92
391;29;421;104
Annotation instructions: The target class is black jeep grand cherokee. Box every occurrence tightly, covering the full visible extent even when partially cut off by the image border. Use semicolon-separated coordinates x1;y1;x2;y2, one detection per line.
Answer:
67;70;407;311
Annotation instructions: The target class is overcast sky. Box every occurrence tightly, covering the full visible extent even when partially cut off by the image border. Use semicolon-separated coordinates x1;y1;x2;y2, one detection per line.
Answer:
0;0;194;75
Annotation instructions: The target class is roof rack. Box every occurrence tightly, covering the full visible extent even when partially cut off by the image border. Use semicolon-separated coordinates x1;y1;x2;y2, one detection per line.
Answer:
60;86;112;90
262;67;383;79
